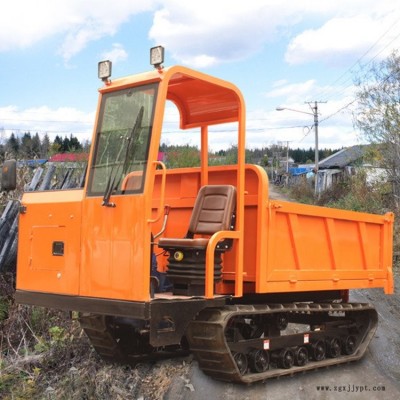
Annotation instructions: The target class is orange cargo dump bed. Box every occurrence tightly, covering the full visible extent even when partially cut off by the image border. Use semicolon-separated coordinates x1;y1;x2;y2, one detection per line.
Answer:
153;165;394;296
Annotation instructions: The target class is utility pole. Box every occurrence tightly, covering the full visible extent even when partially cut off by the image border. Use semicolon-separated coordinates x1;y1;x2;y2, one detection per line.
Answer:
276;101;326;194
305;101;326;194
279;140;291;173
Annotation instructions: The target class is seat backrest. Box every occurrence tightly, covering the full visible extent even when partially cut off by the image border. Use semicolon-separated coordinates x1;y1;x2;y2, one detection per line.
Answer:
187;185;236;237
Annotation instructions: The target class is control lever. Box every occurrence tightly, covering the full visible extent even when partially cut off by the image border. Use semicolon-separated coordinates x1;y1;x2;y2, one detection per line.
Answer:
153;205;170;239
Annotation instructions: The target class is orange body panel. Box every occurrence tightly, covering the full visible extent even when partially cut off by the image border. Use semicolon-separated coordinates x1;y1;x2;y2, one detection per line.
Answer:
80;194;150;301
17;191;152;301
17;190;83;295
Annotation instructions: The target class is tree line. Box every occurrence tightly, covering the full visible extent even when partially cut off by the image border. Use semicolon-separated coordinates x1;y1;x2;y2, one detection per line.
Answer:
237;145;340;165
2;133;339;167
160;143;340;168
0;132;89;162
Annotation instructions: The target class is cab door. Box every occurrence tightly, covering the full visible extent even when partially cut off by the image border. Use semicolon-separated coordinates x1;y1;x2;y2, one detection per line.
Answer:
80;193;148;301
79;83;158;302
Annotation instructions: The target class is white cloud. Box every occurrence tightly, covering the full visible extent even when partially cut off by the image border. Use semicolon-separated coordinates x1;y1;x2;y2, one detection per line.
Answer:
180;54;217;69
0;0;157;61
1;0;399;70
148;0;400;68
285;12;400;66
266;75;357;109
0;105;95;142
266;80;318;103
149;0;295;67
101;43;128;64
272;79;289;88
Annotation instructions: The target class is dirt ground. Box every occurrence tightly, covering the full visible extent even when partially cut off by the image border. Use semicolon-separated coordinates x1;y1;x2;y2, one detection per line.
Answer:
268;184;292;201
161;273;400;400
160;185;400;399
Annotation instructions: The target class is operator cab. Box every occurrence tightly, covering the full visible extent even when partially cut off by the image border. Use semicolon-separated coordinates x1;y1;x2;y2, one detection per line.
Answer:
3;47;247;312
87;48;247;301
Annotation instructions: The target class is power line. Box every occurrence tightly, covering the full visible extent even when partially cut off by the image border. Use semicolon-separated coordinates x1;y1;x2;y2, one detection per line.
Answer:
320;43;400;124
315;15;400;102
319;99;357;124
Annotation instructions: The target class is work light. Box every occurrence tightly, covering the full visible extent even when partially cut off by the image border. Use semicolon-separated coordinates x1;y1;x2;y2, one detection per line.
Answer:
150;46;164;68
98;60;112;81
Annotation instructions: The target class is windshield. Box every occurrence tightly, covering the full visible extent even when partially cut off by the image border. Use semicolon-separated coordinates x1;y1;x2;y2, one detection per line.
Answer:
88;83;158;196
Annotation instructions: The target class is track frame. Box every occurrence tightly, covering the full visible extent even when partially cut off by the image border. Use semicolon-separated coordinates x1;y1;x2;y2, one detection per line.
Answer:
186;303;377;383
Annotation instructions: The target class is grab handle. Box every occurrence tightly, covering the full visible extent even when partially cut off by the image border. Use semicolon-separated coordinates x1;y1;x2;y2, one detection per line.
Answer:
148;160;166;223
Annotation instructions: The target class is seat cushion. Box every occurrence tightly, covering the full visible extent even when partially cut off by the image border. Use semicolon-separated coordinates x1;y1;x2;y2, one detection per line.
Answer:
158;237;209;249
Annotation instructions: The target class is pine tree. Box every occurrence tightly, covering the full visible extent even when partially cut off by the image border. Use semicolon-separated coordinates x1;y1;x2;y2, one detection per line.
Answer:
5;133;19;157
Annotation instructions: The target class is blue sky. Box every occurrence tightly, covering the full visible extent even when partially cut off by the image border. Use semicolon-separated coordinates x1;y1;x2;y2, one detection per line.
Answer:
1;0;400;151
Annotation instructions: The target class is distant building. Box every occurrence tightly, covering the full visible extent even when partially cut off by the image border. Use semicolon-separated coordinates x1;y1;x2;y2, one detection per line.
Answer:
49;153;88;162
315;145;385;192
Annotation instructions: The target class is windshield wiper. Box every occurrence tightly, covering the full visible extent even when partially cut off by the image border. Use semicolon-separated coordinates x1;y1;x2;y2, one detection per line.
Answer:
102;168;119;207
122;106;144;175
101;107;145;207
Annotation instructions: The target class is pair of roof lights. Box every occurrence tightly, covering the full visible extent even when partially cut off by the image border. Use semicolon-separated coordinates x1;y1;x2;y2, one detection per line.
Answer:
98;45;165;82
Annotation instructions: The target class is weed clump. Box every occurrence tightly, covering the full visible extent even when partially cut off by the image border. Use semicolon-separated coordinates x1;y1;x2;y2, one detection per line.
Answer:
0;276;190;399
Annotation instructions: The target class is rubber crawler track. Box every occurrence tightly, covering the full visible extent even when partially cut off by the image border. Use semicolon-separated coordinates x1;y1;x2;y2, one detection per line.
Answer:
185;303;378;383
78;313;188;364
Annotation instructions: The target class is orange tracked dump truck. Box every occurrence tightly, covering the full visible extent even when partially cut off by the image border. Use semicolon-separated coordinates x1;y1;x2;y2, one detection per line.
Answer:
2;47;394;383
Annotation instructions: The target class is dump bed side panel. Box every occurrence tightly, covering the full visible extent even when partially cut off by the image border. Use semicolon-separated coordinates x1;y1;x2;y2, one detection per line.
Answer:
262;200;394;294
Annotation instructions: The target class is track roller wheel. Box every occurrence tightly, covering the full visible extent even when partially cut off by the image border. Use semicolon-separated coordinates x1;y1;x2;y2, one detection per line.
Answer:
248;349;269;373
274;313;288;330
232;352;248;375
326;337;341;358
343;335;357;355
293;346;308;366
273;348;295;369
310;340;326;361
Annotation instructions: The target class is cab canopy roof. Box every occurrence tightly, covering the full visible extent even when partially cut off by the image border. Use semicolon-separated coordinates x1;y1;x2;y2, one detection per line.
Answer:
100;65;244;130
